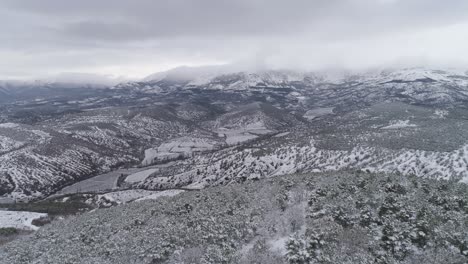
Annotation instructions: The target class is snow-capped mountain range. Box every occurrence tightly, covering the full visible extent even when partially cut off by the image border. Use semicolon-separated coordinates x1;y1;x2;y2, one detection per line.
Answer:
138;67;468;89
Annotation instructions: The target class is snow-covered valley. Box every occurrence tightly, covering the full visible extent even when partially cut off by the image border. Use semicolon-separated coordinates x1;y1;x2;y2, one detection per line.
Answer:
2;68;468;262
3;68;468;201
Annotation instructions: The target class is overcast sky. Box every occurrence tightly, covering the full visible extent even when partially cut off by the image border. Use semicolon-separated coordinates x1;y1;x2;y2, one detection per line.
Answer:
1;0;468;80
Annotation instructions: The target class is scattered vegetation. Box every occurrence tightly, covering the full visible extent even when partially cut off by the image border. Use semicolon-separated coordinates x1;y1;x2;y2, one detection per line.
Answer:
0;198;92;216
0;228;18;236
1;171;467;263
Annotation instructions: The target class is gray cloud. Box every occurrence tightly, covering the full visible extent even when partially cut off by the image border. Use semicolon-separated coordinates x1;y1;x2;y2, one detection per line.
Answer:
1;0;468;79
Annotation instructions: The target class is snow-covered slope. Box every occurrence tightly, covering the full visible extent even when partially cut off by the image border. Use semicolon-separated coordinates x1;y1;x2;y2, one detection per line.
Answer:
139;138;468;191
2;172;468;263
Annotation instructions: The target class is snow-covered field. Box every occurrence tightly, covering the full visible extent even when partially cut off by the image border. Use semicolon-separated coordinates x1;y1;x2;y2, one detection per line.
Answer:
83;189;186;207
217;122;273;145
381;120;417;129
125;169;158;183
224;132;258;145
303;107;334;120
0;123;19;129
91;189;159;205
142;137;217;166
0;211;47;231
135;190;185;202
56;169;133;195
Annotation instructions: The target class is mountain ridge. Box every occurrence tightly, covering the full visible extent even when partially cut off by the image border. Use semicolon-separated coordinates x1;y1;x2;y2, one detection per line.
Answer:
140;67;468;88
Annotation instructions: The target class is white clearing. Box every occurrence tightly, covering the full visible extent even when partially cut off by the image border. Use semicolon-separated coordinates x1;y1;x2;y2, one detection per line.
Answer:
0;123;19;128
267;236;288;255
225;134;258;145
142;137;217;166
303;107;334;120
0;211;47;231
381;120;417;129
274;132;290;138
434;109;449;118
93;189;161;204
136;190;185;202
217;122;272;145
125;169;158;183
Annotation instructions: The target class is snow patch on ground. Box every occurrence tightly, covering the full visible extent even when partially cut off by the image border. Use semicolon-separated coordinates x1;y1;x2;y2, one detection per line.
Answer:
125;169;158;183
381;120;417;129
0;211;48;231
217;122;272;145
0;123;19;128
225;134;258;145
274;132;290;138
96;189;160;204
136;190;185;202
142;137;217;166
267;236;288;255
434;109;449;118
55;169;135;195
303;107;334;120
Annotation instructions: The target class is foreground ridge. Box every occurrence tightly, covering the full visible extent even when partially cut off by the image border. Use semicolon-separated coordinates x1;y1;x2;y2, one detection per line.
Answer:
1;171;467;263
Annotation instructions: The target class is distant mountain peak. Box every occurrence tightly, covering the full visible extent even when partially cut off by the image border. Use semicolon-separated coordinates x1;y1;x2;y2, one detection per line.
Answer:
138;66;468;92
